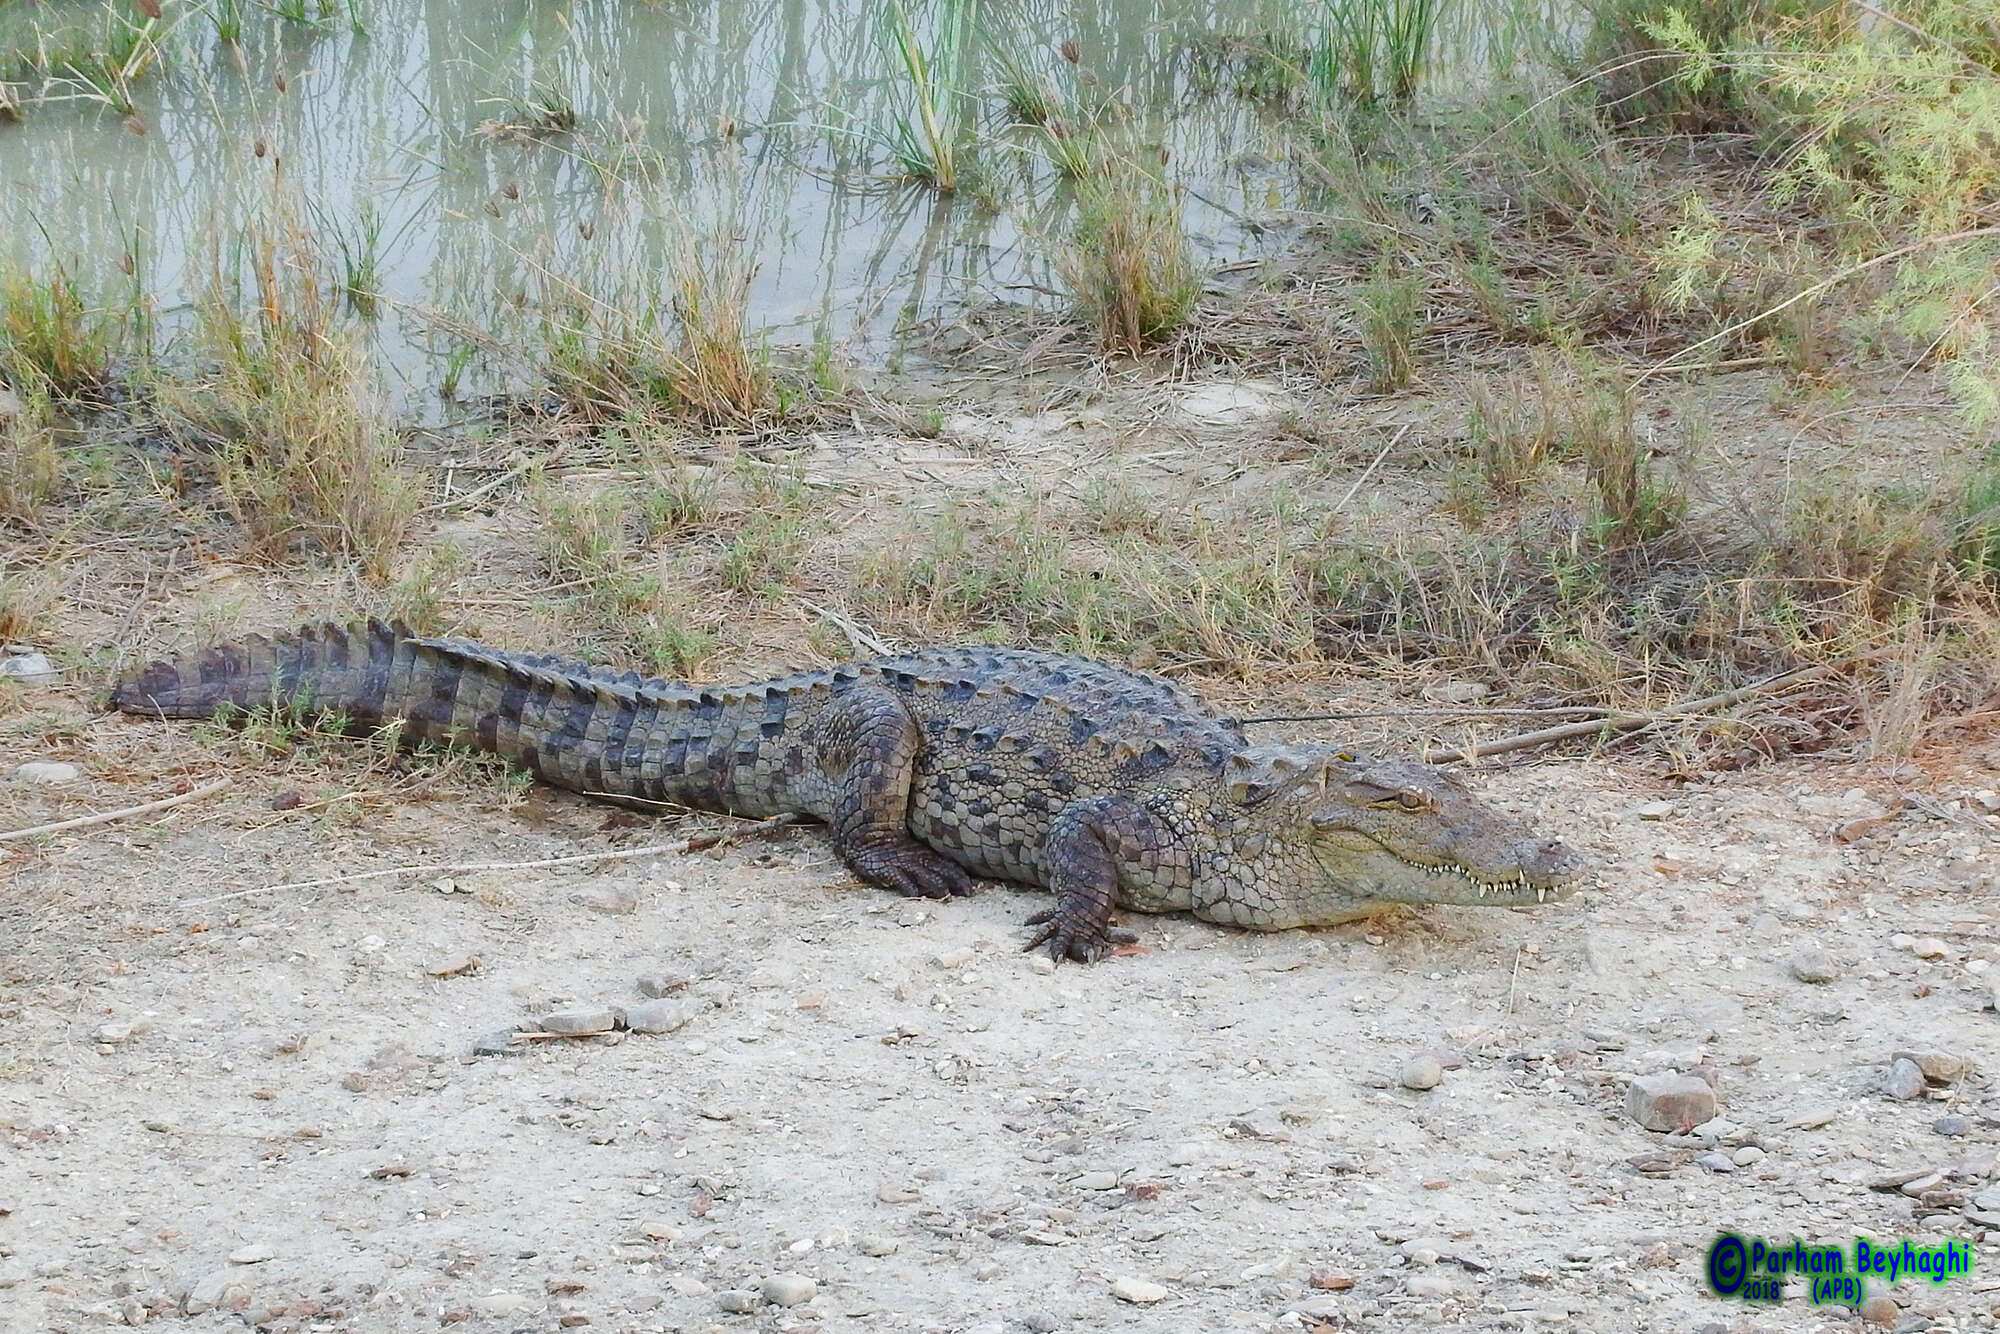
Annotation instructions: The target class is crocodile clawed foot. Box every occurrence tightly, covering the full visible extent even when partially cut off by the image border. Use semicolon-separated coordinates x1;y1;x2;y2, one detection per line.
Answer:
849;843;976;901
1022;908;1138;964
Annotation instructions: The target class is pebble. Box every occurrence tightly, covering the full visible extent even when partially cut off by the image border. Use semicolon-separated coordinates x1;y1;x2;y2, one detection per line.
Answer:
1424;679;1491;705
1029;955;1056;975
761;1273;815;1307
1630;800;1676;821
425;955;479;978
90;1020;138;1045
668;1276;710;1297
120;1297;146;1325
1166;1143;1203;1166
183;1270;250;1315
1625;1073;1717;1131
572;886;639;915
470;1030;516;1057
472;1293;525;1317
539;1008;618;1036
876;1183;921;1203
0;652;57;684
856;1235;899;1257
1399;1056;1444;1091
1075;1170;1121;1190
1859;1293;1898;1326
1789;949;1839;983
1883;1058;1927;1100
1400;1238;1446;1263
1732;1146;1766;1167
1110;1276;1169;1304
14;760;79;784
1910;937;1949;960
1933;1115;1971;1137
1897;1172;1944;1197
1019;1313;1061;1333
1310;1270;1355;1290
934;947;977;969
717;1289;762;1313
623;999;700;1034
1405;1275;1459;1299
1695;1152;1735;1173
637;973;689;998
227;1243;274;1264
1893;1049;1973;1084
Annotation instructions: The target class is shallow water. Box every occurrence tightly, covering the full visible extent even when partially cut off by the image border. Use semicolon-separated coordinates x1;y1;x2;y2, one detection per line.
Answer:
0;0;1323;413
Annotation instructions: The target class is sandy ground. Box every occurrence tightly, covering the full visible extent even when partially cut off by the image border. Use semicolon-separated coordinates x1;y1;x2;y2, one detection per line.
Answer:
4;695;1999;1334
3;368;1999;1332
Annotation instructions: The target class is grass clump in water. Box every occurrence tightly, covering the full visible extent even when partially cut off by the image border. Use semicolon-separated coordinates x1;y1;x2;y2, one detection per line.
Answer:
534;226;774;429
1306;0;1454;108
1056;155;1201;355
871;0;981;192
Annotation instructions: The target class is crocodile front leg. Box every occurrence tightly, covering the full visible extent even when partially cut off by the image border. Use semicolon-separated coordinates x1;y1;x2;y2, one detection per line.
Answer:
806;684;975;900
1022;795;1168;963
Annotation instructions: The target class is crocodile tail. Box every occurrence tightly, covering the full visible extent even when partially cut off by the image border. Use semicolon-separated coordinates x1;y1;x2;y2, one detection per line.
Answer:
106;619;680;803
107;618;410;724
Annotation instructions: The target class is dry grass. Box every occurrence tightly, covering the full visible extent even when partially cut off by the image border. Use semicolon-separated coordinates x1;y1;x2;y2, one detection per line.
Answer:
0;568;56;643
0;379;60;517
152;210;414;581
534;226;774;429
0;263;117;399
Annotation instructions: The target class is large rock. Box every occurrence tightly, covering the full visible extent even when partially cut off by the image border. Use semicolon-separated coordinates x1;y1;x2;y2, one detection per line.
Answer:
1625;1073;1717;1132
1882;1058;1926;1101
1892;1050;1973;1084
0;653;57;685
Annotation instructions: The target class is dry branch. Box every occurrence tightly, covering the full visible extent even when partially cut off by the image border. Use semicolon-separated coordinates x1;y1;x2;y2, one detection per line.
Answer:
0;778;235;843
1422;661;1853;764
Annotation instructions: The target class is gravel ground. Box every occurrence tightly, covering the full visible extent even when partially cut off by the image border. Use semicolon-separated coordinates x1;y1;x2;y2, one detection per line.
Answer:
4;717;1998;1333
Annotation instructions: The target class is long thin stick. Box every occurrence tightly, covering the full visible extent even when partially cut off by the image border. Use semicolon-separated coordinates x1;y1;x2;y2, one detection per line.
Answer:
1634;224;2000;384
1241;706;1623;724
1421;661;1846;764
0;778;235;843
801;600;892;657
180;838;701;908
1331;424;1410;516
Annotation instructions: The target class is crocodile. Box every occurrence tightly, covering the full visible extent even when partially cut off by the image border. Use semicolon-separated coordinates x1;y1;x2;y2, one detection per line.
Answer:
107;619;1586;961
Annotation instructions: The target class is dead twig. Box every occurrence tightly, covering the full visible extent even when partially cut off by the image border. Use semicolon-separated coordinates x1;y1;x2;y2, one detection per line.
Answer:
183;837;695;907
1242;706;1626;724
802;600;892;657
178;812;803;907
0;778;235;843
1331;424;1410;516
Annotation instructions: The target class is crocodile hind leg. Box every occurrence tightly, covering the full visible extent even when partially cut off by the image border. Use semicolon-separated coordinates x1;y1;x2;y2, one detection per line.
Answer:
807;684;975;901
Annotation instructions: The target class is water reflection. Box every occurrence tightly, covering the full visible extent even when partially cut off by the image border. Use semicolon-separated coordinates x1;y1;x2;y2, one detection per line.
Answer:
1;0;1304;414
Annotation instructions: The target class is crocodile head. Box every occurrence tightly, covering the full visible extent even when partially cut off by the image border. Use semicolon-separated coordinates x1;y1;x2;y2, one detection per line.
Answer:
1222;745;1586;922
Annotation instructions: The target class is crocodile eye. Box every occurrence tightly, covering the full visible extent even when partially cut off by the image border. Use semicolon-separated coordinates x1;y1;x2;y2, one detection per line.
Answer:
1395;792;1427;811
